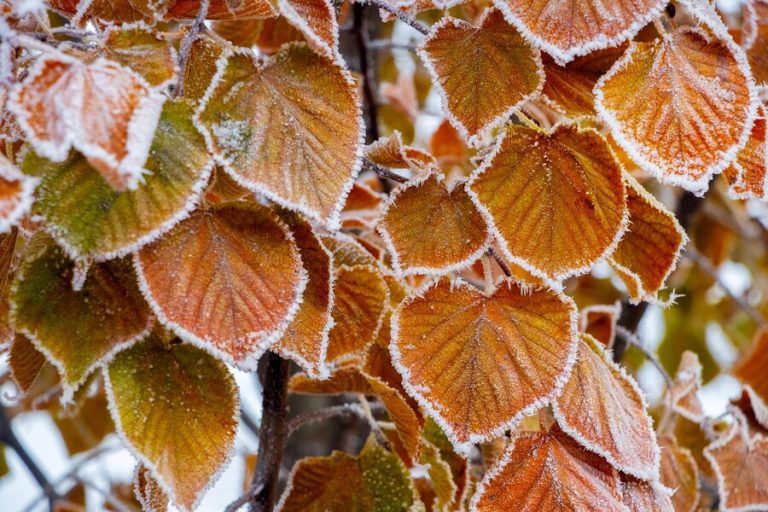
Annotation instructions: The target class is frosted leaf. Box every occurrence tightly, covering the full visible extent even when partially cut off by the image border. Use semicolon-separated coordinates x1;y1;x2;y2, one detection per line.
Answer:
733;327;768;430
659;435;700;512
579;303;620;348
278;0;340;62
364;131;436;171
723;106;768;201
101;23;177;88
340;182;384;231
669;350;706;423
620;477;674;512
0;153;36;234
166;0;277;19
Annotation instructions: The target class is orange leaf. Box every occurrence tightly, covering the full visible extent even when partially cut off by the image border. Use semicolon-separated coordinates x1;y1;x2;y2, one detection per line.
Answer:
723;107;768;200
273;211;334;379
669;350;706;423
196;43;362;229
290;367;423;463
134;464;168;512
364;131;436;171
106;335;238;512
418;9;543;145
609;175;686;304
704;415;768;511
325;264;388;363
392;277;577;453
620;477;674;512
429;120;466;165
278;0;339;61
471;428;626;511
595;27;757;193
659;435;700;512
48;0;171;24
745;0;768;86
340;182;384;231
579;303;619;348
321;232;379;268
166;0;277;19
0;154;36;234
102;24;177;88
135;203;305;370
377;172;489;276
10;53;165;191
467;123;626;283
553;334;660;479
733;328;768;429
9;334;46;395
491;0;665;63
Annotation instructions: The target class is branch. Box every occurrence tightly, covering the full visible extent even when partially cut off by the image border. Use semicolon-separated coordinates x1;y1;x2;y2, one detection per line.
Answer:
615;325;673;388
685;245;767;326
364;0;430;35
353;4;380;143
240;408;261;439
286;403;367;436
361;157;409;183
367;40;417;51
173;0;210;97
487;247;512;278
248;353;291;512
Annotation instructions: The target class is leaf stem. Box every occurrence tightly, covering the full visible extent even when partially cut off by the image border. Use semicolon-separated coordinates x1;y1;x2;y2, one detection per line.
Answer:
614;325;673;388
361;157;409;183
173;0;210;97
286;403;367;436
365;0;430;35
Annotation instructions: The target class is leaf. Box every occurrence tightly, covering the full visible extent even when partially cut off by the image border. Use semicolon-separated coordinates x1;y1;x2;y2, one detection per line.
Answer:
579;303;619;348
22;99;212;260
0;154;36;234
134;464;169;512
364;131;435;171
291;367;422;462
553;333;660;479
419;440;456;512
166;0;277;19
669;350;705;423
595;27;756;193
135;203;305;370
9;53;165;191
377;172;490;276
340;182;384;231
471;428;626;511
540;46;626;118
48;0;171;24
703;416;768;512
214;16;304;52
417;9;543;145
0;229;18;348
391;277;577;453
9;334;46;395
733;328;768;429
273;211;334;379
53;390;115;456
102;24;177;88
659;435;700;512
105;335;238;512
745;0;768;86
467;122;626;283
321;232;379;269
277;436;417;512
429;120;466;165
723;107;768;200
326;264;388;363
620;477;673;512
182;37;227;104
11;237;151;401
278;0;339;61
608;175;686;304
196;43;362;229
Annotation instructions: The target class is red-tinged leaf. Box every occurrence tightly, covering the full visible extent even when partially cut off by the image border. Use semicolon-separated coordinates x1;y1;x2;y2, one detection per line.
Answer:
595;27;757;193
9;53;165;191
609;175;686;304
196;43;362;229
417;9;543;146
136;203;305;370
214;16;304;52
106;335;238;512
429;120;466;166
491;0;665;63
391;277;577;453
22;99;212;261
471;428;626;511
377;172;490;276
553;334;660;480
704;416;768;512
745;0;768;86
0;229;17;349
0;154;36;234
278;0;339;61
364;131;436;171
467;123;626;284
182;37;227;104
541;46;626;118
733;328;768;430
277;436;418;512
723;107;768;200
290;367;423;463
134;464;168;512
620;477;673;512
669;350;706;423
166;0;277;19
273;211;334;379
340;182;384;231
48;0;171;24
9;334;46;395
579;303;619;348
102;24;177;88
11;237;151;401
659;435;700;512
321;232;379;269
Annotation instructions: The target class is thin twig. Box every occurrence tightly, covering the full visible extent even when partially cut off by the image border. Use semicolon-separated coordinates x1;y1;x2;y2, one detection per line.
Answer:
685;245;766;326
358;395;390;448
367;40;418;51
365;0;430;35
615;325;674;388
173;0;210;97
224;484;264;512
286;403;367;436
361;157;409;183
240;408;260;438
487;247;512;278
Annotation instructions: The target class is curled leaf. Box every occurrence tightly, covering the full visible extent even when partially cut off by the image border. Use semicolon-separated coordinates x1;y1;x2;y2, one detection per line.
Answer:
669;350;705;423
0;154;36;234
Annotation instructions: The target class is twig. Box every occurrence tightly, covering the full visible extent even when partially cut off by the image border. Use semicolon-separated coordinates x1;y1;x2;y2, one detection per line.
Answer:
361;157;409;183
358;395;390;448
353;4;380;143
487;247;512;278
365;0;430;35
615;325;673;388
249;353;290;512
173;0;210;97
240;408;261;439
0;403;59;510
367;40;418;51
225;484;264;512
286;403;367;436
685;245;766;326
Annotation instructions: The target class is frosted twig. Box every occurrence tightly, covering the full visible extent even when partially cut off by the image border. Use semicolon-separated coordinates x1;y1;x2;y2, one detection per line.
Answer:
615;325;673;388
487;247;512;278
287;403;367;436
174;0;210;97
364;0;429;35
362;157;409;183
224;484;264;512
240;408;260;438
358;394;390;448
685;245;767;326
368;40;418;51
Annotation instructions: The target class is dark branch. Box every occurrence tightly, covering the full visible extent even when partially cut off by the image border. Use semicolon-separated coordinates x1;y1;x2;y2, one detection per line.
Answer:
365;0;429;35
361;157;409;183
287;403;367;436
487;247;512;278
